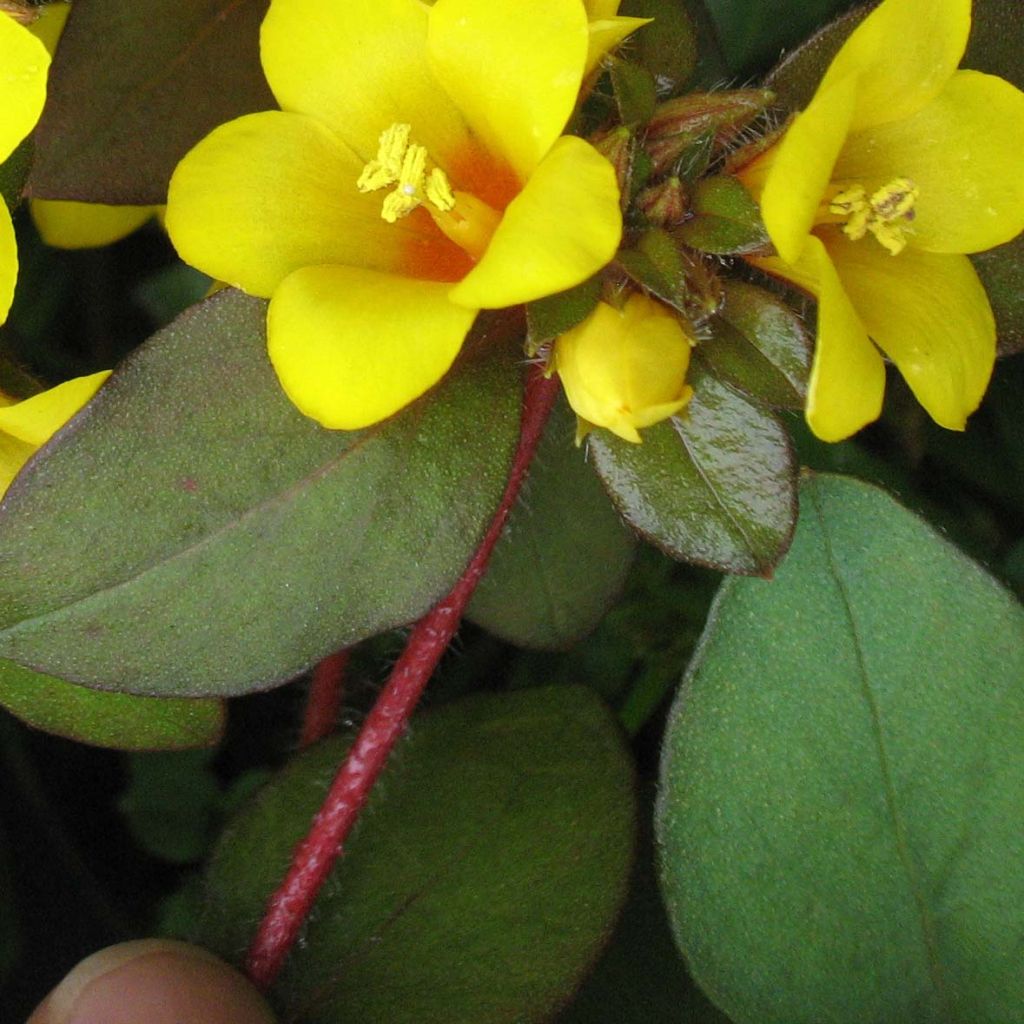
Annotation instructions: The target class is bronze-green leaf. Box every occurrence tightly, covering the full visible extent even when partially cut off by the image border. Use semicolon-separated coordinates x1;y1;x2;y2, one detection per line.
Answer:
27;0;275;203
201;686;636;1024
0;291;519;696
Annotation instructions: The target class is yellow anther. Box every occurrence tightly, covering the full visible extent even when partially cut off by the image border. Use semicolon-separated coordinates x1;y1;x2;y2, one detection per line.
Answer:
828;177;918;255
357;123;412;193
425;168;456;212
358;123;461;224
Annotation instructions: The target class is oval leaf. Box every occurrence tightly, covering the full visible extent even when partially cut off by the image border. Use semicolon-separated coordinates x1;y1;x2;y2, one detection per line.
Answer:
201;686;636;1024
588;368;797;575
659;473;1024;1023
0;660;223;750
467;396;636;650
0;291;519;696
699;280;811;409
674;176;768;256
27;0;275;203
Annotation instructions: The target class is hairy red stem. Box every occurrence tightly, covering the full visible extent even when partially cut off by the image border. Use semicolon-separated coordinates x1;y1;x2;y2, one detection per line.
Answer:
245;367;559;989
298;650;349;749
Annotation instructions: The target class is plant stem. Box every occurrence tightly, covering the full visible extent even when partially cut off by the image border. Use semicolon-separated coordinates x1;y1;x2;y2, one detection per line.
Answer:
245;366;559;990
298;650;349;749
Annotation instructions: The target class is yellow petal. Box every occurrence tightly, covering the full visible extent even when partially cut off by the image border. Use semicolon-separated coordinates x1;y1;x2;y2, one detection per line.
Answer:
166;112;463;298
267;265;476;430
31;200;157;249
260;0;472;169
586;17;651;76
27;0;70;57
0;13;49;164
828;232;994;431
0;202;15;326
836;71;1024;255
555;294;692;443
749;235;885;441
449;136;621;309
756;75;857;265
429;0;588;180
818;0;970;132
583;0;621;16
0;370;110;493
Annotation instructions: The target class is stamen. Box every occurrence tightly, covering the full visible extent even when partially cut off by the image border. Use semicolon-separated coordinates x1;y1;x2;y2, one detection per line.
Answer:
357;122;459;224
827;176;918;255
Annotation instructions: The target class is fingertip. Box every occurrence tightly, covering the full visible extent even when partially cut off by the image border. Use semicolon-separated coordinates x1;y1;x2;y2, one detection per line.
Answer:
27;939;277;1024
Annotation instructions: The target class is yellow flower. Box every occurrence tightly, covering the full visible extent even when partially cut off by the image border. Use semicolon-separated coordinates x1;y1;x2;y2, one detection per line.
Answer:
166;0;627;430
0;10;49;325
736;0;1024;441
555;293;693;443
582;0;650;75
0;371;109;494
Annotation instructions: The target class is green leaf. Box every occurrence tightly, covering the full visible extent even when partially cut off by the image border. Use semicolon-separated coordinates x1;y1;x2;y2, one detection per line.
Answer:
119;750;220;864
0;291;519;696
27;0;275;204
0;660;223;750
703;0;854;77
658;473;1024;1023
467;396;636;650
674;175;768;255
201;686;636;1024
0;138;32;212
588;367;797;575
698;280;811;409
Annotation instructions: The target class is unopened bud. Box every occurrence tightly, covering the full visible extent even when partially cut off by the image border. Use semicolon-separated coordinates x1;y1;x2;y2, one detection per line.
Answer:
637;176;688;226
0;0;37;25
645;89;774;176
592;126;636;204
554;293;694;445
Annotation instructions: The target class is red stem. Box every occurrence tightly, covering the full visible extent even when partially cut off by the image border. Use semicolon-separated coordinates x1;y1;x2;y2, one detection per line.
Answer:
245;366;559;990
298;650;349;749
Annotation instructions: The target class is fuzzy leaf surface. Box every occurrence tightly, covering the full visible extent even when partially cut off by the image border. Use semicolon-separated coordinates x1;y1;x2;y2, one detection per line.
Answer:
0;291;519;696
659;473;1024;1023
201;687;636;1024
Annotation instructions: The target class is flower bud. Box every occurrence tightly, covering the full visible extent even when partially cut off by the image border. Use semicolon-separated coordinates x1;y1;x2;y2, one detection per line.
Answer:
554;293;693;444
591;126;636;203
637;176;688;226
644;89;774;177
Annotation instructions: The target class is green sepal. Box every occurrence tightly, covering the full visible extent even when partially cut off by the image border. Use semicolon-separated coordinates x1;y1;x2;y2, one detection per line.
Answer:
610;59;658;127
674;175;769;255
526;276;602;354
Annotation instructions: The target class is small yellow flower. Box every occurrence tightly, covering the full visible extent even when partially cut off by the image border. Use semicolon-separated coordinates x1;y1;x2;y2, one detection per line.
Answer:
166;0;630;431
555;293;693;443
0;371;109;494
736;0;1024;441
0;10;49;325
